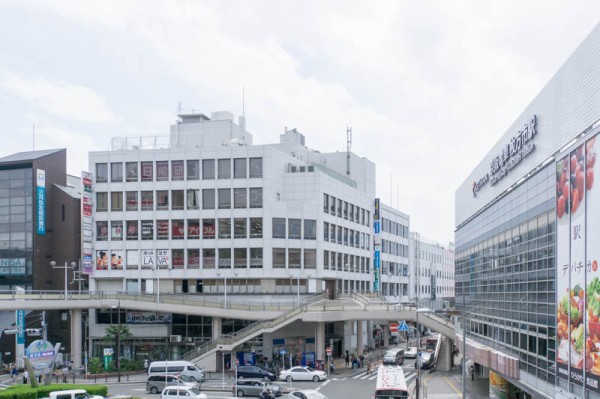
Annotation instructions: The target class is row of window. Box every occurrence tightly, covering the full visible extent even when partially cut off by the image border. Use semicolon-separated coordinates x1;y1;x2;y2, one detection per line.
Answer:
323;250;371;274
96;188;263;212
323;193;370;227
96;218;263;241
380;217;409;238
380;261;408;276
381;239;408;257
96;158;263;183
272;218;317;240
323;222;371;250
272;248;317;269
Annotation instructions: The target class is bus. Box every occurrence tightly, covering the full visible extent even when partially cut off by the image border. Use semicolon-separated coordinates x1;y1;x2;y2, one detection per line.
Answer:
374;365;409;399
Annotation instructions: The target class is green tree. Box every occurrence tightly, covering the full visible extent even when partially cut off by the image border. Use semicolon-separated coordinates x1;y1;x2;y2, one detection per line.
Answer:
104;324;132;341
88;357;103;374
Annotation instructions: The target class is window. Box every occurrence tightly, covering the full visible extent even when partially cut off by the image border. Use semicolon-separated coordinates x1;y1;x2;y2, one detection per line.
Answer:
250;248;263;268
171;160;184;180
289;249;301;268
96;163;108;183
172;249;184;268
172;190;184;210
157;220;169;239
273;248;286;268
157;190;169;210
331;223;336;242
203;219;215;239
249;157;262;178
172;220;184;239
141;191;153;210
234;188;247;208
126;191;138;211
202;189;215;209
126;220;138;240
337;226;342;244
96;192;108;212
141;161;153;181
218;188;231;209
203;248;215;269
96;221;108;240
111;192;123;211
202;159;215;179
288;219;301;239
323;222;329;241
330;196;336;214
218;159;231;179
273;218;286;238
234;218;247;238
304;220;316;240
187;189;199;210
304;249;316;269
343;201;348;219
234;158;247;178
324;194;329;213
324;250;329;270
110;163;123;182
187;160;199;180
343;228;348;245
234;248;247;268
156;161;169;181
219;248;231;268
187;219;200;239
188;249;200;268
250;218;262;238
337;198;342;217
249;188;262;208
126;162;138;182
218;218;231;239
141;220;154;240
111;221;123;240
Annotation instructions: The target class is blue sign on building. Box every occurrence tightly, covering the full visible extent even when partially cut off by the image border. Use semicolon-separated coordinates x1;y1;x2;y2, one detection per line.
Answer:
36;170;46;235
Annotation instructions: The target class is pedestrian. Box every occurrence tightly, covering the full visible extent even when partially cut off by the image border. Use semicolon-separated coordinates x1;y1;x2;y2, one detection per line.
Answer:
23;369;28;384
345;351;350;367
11;366;18;383
144;359;149;373
469;365;474;381
366;360;372;375
329;361;335;375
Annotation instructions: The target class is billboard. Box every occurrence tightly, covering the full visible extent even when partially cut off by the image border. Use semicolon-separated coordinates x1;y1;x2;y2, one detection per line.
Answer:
36;169;46;235
373;198;381;292
556;133;599;392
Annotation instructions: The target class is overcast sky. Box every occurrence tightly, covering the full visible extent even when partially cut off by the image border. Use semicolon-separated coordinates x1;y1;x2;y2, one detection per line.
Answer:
1;1;599;245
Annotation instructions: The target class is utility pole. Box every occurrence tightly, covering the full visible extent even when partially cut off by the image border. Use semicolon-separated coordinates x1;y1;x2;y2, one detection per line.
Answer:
41;311;47;340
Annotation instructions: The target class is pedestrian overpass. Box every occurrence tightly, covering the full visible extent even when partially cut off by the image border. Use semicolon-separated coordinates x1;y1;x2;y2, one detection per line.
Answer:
0;290;456;370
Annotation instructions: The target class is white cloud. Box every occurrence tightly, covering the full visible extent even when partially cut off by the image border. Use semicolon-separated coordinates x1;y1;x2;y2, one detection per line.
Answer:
0;71;116;123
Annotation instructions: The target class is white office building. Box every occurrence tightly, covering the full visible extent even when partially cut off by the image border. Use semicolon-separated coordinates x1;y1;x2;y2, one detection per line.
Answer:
409;233;454;306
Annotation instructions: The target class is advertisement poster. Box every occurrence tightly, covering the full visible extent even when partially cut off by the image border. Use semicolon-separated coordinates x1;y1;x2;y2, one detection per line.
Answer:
96;250;109;270
111;251;125;270
142;250;155;267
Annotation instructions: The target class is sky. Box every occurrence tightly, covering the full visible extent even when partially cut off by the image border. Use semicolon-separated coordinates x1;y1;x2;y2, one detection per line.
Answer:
1;1;599;246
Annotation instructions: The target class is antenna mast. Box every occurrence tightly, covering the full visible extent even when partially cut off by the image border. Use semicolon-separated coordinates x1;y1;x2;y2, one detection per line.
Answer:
346;126;352;175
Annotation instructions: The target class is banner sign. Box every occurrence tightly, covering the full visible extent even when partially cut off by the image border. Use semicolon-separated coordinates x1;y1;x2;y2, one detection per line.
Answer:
36;169;46;235
373;198;381;292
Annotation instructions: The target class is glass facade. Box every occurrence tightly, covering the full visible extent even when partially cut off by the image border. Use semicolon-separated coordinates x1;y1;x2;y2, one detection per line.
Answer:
0;168;33;289
455;163;556;384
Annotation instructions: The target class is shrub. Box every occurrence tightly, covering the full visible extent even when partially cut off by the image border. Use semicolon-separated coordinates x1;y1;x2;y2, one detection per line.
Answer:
87;358;103;375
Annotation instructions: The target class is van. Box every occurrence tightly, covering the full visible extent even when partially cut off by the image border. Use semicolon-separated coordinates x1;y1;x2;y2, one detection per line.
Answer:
146;375;198;394
148;361;205;382
383;348;405;365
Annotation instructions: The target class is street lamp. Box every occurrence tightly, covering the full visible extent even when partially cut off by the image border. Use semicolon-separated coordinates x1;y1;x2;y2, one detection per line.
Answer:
50;261;78;299
289;274;299;306
153;265;171;303
414;307;432;399
216;272;227;308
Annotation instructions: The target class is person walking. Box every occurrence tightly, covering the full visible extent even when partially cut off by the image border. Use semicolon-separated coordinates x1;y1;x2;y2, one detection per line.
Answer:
469;365;474;381
144;359;149;373
23;370;28;384
11;366;18;383
345;351;350;367
366;360;372;375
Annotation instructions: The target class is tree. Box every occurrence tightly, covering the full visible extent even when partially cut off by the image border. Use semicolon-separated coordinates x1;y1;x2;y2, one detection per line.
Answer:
104;324;131;372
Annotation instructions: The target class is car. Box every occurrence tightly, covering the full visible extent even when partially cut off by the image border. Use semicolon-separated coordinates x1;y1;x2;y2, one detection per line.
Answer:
414;351;435;370
405;346;418;359
279;367;327;382
287;390;328;399
146;375;199;394
160;386;207;399
237;365;278;381
232;379;283;397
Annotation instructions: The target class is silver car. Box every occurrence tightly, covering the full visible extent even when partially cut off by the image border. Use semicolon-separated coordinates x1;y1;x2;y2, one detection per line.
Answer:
232;379;283;397
146;375;198;394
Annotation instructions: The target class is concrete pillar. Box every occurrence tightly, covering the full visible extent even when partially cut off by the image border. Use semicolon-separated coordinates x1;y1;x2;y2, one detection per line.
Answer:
263;332;273;362
70;309;82;368
212;317;222;340
357;321;364;355
383;326;389;347
367;321;374;349
316;322;325;362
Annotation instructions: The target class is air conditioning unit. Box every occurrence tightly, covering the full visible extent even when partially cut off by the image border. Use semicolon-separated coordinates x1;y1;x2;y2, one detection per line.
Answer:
185;337;193;342
169;335;182;343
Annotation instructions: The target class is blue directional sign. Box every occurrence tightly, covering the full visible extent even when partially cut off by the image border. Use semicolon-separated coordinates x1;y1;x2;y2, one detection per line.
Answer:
398;320;409;332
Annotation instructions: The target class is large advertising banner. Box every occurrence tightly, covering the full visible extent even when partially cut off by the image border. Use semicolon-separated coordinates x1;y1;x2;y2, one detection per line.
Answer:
557;133;600;393
36;169;46;235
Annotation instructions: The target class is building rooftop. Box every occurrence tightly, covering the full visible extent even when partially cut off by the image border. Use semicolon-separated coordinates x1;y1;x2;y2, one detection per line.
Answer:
0;148;64;164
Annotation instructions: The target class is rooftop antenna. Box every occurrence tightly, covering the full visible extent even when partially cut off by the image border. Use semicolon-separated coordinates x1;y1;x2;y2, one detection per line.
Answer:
346;126;352;175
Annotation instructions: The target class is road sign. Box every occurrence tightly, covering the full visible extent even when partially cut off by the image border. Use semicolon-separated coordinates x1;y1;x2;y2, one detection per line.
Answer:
389;322;399;333
326;347;332;355
399;320;409;332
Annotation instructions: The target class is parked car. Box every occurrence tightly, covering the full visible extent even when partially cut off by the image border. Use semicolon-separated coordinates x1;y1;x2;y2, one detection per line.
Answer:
232;379;283;397
146;375;199;394
405;346;418;359
160;386;207;399
279;367;327;382
414;351;435;370
148;360;205;382
237;365;278;381
287;390;328;399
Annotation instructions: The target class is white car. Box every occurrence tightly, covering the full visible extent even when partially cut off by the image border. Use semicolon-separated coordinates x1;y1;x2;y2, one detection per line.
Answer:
405;346;418;359
287;390;328;399
161;386;207;399
279;367;327;382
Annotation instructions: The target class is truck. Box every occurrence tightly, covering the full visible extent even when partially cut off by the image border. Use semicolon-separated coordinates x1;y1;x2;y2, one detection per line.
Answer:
47;389;104;399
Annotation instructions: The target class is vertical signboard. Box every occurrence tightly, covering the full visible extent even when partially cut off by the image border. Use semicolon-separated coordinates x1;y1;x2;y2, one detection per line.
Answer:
373;198;381;292
36;169;46;235
556;133;599;393
81;172;94;274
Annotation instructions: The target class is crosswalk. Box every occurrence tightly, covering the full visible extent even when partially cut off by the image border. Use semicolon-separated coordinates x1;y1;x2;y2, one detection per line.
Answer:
349;368;417;382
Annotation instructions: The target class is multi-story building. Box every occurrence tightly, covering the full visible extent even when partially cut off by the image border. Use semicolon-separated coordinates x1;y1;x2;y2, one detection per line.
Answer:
378;203;410;301
455;23;600;399
0;149;82;365
409;233;454;306
88;111;376;361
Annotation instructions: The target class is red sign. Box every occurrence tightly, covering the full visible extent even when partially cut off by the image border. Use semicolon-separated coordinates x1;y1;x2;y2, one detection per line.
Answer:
389;323;399;333
326;347;332;355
